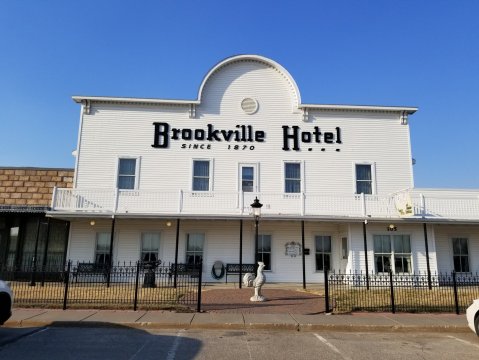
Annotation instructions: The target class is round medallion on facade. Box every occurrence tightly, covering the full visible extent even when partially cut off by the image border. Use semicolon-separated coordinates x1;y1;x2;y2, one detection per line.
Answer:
241;98;259;115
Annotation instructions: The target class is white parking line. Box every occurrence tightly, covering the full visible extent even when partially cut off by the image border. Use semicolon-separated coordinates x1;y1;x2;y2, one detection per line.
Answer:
447;335;479;350
28;327;49;336
166;329;185;360
314;333;352;360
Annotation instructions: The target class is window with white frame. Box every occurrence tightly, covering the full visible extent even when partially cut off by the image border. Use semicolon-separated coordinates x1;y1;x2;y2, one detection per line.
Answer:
374;234;411;273
452;237;469;272
393;235;412;273
186;233;204;265
95;232;111;265
355;164;373;194
315;235;331;271
256;234;271;270
141;233;160;263
374;235;391;272
192;160;210;191
118;158;138;190
241;166;254;192
284;162;301;193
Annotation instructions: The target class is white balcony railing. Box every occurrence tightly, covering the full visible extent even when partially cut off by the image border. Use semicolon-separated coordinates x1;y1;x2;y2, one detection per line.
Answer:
50;187;479;221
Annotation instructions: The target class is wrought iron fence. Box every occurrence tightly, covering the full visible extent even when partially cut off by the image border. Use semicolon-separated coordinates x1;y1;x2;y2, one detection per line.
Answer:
3;261;202;311
325;270;479;314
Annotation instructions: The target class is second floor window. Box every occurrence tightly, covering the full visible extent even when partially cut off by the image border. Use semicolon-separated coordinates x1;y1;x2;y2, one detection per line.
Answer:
356;164;372;194
241;166;254;192
118;158;137;190
193;160;210;191
285;162;301;193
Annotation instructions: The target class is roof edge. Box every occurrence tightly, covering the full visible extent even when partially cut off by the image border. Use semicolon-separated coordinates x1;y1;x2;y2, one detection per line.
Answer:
300;104;417;114
72;95;199;106
0;166;74;171
72;95;417;114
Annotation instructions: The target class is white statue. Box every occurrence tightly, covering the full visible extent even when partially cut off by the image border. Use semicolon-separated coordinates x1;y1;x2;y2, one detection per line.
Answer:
243;261;266;302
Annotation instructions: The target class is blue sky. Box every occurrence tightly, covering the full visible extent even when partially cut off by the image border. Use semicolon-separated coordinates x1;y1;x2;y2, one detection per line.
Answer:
0;1;478;188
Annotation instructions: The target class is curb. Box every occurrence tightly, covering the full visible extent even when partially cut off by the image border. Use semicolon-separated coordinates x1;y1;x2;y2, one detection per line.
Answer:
4;320;470;333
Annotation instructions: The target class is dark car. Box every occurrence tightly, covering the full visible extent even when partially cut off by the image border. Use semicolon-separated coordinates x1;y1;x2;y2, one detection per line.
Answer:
0;280;13;325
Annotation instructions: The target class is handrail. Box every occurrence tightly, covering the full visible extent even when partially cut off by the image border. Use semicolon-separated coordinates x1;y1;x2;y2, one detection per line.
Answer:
50;188;479;220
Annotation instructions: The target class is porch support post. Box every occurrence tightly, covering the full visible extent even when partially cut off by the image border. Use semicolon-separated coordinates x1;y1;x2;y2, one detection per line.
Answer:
362;220;370;290
62;221;70;269
239;219;243;288
174;218;180;288
40;217;52;286
106;216;115;287
301;220;306;289
108;216;115;267
423;223;432;290
30;217;42;286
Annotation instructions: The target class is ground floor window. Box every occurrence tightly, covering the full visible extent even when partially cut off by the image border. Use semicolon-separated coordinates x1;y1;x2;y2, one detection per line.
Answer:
4;226;19;268
374;234;411;273
186;233;204;265
256;234;271;270
95;232;111;265
141;233;160;262
0;215;69;271
315;235;331;271
452;237;469;273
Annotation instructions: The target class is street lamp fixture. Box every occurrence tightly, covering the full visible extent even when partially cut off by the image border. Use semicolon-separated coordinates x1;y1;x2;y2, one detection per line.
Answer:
250;197;263;272
251;197;263;219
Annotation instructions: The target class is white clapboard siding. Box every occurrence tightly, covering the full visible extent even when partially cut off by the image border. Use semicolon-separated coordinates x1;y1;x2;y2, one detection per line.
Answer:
75;58;413;196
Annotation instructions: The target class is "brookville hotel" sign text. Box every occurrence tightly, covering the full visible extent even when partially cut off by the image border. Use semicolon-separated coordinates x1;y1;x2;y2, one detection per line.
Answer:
152;122;342;151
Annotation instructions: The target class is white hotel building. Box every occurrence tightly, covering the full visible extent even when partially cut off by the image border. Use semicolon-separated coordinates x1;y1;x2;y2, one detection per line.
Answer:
50;55;479;283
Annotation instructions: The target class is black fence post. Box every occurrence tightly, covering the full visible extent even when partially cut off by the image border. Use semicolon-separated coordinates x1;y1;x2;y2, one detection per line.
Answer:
324;268;330;313
133;261;140;311
63;261;71;310
389;270;395;314
106;263;111;288
197;261;203;313
452;271;459;315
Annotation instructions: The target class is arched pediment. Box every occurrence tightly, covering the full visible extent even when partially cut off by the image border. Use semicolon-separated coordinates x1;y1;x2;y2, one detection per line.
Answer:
197;55;301;111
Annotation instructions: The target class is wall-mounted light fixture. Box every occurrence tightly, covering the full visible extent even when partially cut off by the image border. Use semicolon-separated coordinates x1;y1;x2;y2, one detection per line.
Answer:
90;220;96;226
388;224;397;231
166;221;172;227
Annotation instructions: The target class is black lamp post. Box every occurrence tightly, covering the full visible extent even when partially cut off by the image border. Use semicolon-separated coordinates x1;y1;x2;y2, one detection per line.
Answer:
250;197;263;273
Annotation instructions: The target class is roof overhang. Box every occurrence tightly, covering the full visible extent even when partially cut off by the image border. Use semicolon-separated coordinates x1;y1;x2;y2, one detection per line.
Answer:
1;206;50;214
299;104;417;114
72;96;199;106
72;95;417;115
47;211;479;225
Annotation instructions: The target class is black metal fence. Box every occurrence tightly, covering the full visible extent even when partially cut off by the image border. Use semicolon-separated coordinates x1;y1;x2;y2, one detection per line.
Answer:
325;270;479;314
3;261;203;311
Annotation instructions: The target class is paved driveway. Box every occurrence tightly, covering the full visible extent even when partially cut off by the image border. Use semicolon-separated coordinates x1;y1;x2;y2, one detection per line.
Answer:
198;288;325;314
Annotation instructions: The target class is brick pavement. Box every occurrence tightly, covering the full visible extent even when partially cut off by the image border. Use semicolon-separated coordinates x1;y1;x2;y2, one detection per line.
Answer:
198;288;326;314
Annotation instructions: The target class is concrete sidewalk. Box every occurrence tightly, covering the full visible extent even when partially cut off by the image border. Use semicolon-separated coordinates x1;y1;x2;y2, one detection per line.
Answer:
4;308;470;333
